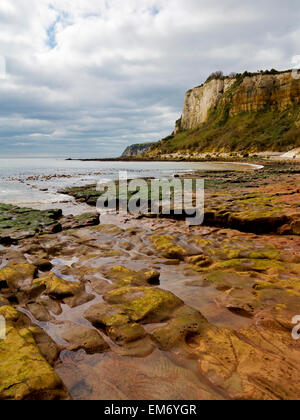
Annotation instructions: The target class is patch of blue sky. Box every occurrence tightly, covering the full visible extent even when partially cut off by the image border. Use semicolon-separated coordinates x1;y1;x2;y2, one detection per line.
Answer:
46;22;57;48
150;6;160;16
46;10;71;49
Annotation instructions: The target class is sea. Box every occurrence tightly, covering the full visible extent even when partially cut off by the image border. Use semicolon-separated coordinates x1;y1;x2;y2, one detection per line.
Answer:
0;158;262;214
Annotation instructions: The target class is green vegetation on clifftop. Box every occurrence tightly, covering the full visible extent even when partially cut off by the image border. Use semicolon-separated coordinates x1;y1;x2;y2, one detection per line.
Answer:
150;104;300;156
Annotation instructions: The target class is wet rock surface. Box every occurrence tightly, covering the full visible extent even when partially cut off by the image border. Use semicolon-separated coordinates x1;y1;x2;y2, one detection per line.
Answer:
0;204;99;244
0;306;69;400
0;205;63;244
0;161;299;400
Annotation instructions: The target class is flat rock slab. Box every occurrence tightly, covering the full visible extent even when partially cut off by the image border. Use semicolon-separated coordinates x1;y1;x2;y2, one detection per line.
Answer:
0;204;99;244
56;349;218;400
0;306;68;400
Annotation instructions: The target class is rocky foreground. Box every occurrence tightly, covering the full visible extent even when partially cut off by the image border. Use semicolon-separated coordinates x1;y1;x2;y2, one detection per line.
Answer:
0;162;300;400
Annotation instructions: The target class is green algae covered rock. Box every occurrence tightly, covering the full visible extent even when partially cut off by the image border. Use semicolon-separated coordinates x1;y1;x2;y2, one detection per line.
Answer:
0;264;37;292
32;273;82;299
194;257;298;276
86;286;183;345
108;322;147;345
0;204;62;243
200;270;255;291
149;235;187;260
106;266;160;287
84;303;131;327
151;306;208;351
84;303;146;345
104;286;183;323
0;306;67;400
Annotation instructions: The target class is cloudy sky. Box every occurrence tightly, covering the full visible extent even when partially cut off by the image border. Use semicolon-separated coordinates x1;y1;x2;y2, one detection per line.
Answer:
0;0;299;157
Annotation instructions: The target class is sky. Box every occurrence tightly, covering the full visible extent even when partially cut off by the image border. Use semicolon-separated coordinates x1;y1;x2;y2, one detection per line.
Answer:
0;0;300;158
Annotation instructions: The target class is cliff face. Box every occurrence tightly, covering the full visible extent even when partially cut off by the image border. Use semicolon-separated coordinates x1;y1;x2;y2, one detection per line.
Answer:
230;72;300;115
144;70;300;156
121;142;154;158
175;72;300;134
176;78;236;132
122;71;300;159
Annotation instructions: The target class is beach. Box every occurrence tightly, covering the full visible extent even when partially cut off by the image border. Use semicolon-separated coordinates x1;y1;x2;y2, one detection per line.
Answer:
0;158;300;400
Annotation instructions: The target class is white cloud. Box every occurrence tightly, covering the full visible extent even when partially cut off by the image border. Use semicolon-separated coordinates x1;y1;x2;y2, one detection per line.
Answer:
0;0;299;157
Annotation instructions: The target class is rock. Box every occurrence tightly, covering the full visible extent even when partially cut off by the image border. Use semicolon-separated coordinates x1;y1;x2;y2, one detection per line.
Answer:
216;288;261;318
151;306;207;350
0;264;37;292
63;292;95;309
110;336;156;358
84;303;146;345
103;286;183;324
200;270;255;291
201;187;300;235
0;204;62;243
84;303;130;327
31;273;83;300
86;276;114;295
6;255;28;266
60;213;100;230
36;295;62;316
0;306;68;400
105;266;145;287
191;315;300;400
121;143;155;158
0;296;9;307
56;348;217;400
278;217;300;235
208;258;288;274
31;258;53;272
93;224;124;235
185;254;213;268
27;302;53;322
119;241;134;251
292;220;300;235
60;324;109;354
164;259;181;266
108;323;147;345
139;269;160;285
60;185;102;207
106;266;160;287
28;325;60;366
149;235;187;260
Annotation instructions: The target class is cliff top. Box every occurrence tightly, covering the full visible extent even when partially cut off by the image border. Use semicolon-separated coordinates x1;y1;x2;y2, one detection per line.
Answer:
189;69;293;92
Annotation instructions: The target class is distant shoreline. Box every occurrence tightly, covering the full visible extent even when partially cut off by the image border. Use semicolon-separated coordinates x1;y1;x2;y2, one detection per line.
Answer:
65;157;263;164
65;157;264;171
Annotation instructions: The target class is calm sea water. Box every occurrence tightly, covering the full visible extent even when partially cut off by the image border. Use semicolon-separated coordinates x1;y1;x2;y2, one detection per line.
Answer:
0;158;261;214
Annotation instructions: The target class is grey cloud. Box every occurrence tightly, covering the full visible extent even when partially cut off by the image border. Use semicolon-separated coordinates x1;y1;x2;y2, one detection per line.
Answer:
0;0;299;157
